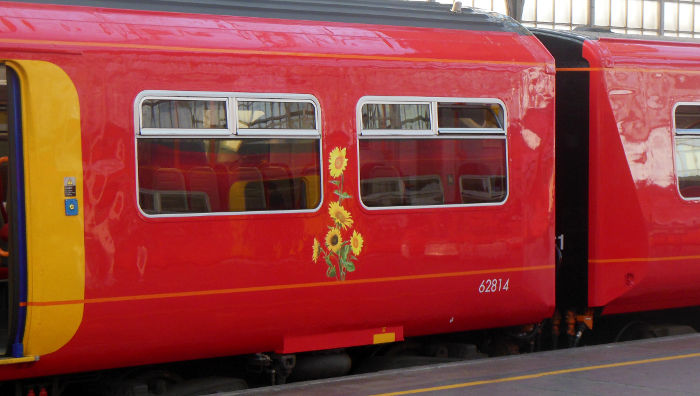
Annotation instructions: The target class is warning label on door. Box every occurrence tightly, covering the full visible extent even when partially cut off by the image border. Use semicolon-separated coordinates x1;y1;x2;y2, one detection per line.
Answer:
64;177;76;197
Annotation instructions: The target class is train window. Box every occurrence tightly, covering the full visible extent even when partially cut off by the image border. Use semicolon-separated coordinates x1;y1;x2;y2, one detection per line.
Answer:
141;98;229;135
358;98;507;208
675;105;700;132
360;102;432;134
136;92;322;216
675;138;700;198
437;103;504;132
675;104;700;199
237;100;316;132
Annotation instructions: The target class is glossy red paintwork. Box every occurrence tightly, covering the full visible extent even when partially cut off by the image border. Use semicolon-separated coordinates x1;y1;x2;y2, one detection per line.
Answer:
584;37;700;314
0;1;555;380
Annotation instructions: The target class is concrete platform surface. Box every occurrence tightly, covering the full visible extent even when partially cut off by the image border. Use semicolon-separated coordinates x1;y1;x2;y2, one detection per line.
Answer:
226;334;700;395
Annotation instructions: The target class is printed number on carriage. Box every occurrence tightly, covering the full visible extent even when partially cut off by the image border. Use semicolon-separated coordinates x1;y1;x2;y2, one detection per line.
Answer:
478;278;509;293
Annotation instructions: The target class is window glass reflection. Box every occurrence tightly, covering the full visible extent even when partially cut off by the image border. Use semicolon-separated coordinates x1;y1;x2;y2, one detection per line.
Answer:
137;138;320;214
361;103;431;130
438;103;504;129
238;101;316;130
359;138;507;207
676;136;700;198
142;99;227;129
675;105;700;131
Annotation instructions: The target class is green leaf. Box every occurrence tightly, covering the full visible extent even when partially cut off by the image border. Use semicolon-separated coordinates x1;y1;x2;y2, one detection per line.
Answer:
329;180;340;186
345;262;356;272
340;245;350;261
334;191;352;199
325;256;332;267
326;266;336;278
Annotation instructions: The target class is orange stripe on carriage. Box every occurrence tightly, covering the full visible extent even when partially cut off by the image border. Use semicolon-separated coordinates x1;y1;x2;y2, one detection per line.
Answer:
24;265;554;307
589;255;700;264
0;38;548;68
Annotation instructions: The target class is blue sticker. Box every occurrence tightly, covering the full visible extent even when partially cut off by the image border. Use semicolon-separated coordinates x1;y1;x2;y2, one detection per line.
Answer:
65;199;78;216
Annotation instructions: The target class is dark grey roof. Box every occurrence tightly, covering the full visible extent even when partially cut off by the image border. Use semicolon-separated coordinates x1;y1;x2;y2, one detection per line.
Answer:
8;0;529;34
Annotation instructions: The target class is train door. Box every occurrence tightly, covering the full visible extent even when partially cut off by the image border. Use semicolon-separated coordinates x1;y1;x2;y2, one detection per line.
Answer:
0;59;85;362
0;63;27;359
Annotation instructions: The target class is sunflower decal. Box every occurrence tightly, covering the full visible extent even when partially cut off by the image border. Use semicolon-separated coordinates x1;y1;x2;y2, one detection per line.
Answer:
328;201;353;229
312;238;320;263
312;146;364;281
351;230;364;256
325;228;343;253
328;147;348;178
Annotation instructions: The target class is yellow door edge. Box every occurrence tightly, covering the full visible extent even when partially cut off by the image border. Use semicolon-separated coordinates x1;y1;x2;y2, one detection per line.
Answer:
5;60;86;356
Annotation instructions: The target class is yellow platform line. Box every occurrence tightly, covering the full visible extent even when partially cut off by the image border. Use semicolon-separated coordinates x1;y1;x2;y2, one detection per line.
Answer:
372;352;700;395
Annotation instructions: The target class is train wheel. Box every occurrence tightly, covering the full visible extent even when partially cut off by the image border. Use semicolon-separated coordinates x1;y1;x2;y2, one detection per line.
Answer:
614;321;655;342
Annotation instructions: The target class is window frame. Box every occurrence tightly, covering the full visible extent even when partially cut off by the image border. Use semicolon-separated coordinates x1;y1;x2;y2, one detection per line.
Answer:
235;97;320;137
134;90;324;218
359;100;434;136
436;102;505;135
673;101;700;201
356;96;509;211
139;95;231;136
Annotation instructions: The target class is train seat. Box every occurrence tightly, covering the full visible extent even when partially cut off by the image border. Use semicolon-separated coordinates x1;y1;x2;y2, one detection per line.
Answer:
228;166;266;212
458;163;505;204
153;167;189;213
138;166;157;190
259;164;296;210
137;166;158;212
403;175;444;206
360;164;404;207
185;166;220;212
177;140;208;168
149;140;177;169
301;165;321;209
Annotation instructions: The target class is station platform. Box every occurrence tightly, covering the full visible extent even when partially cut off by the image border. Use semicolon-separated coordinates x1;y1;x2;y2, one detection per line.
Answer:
230;333;700;395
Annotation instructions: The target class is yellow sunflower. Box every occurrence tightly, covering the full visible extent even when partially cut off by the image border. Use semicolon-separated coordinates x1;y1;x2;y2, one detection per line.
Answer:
350;230;364;256
325;228;343;253
328;147;348;178
328;201;353;229
312;238;320;262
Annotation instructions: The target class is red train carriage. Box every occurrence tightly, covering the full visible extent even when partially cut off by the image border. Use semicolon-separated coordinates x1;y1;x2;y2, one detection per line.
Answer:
534;29;700;319
0;0;556;389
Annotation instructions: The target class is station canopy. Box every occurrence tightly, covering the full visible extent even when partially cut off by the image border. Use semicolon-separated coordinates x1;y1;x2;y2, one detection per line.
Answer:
421;0;700;37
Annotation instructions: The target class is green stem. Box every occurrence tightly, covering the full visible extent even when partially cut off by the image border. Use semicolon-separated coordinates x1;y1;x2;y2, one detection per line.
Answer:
322;249;336;280
333;252;341;280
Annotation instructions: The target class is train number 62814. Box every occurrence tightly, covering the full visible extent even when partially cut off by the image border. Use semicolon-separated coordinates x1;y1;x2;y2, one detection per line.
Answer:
478;278;510;293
